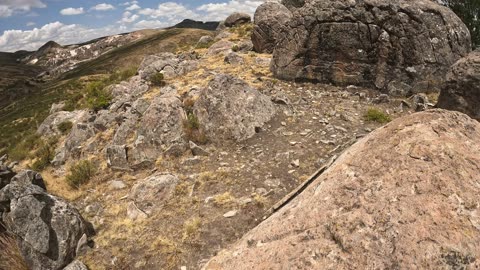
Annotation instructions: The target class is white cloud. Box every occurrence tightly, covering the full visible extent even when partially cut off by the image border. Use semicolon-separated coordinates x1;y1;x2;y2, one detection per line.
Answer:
91;3;115;11
138;2;201;24
125;4;140;11
134;20;169;30
197;0;263;21
119;11;139;23
26;21;36;26
0;0;46;17
0;21;122;52
120;1;138;6
60;7;84;16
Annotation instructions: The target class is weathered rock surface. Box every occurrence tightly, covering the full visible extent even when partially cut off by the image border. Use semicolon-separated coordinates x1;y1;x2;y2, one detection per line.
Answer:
252;2;292;53
37;111;88;137
207;40;234;56
129;173;178;216
224;12;251;27
193;74;276;142
130;92;186;163
63;260;88;270
138;52;198;80
224;52;244;65
271;0;471;95
437;50;480;120
0;170;93;270
204;109;480;269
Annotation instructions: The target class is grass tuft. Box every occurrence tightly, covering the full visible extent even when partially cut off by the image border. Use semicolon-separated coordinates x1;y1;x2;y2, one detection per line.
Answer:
65;160;96;189
0;233;29;270
364;108;392;123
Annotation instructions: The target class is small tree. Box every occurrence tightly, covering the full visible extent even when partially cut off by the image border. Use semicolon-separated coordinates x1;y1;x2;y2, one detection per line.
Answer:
442;0;480;48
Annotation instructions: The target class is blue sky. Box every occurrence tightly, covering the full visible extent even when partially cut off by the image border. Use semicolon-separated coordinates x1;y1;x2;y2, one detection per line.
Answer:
0;0;264;52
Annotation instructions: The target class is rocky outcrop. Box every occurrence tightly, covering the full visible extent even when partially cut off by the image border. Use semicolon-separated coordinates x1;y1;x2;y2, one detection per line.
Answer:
204;109;480;269
437;50;480;120
252;2;292;53
130;90;186;163
37;111;88;137
128;173;178;219
224;12;251;27
193;74;276;142
138;52;199;81
207;40;234;56
270;0;471;96
0;170;93;270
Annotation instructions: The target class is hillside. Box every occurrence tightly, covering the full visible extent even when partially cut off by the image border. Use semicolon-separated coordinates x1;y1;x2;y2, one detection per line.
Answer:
0;28;211;156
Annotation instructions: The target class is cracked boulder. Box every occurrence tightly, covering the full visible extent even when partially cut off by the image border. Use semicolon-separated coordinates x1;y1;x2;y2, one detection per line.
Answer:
128;173;178;218
271;0;471;95
129;90;187;164
37;110;88;137
193;74;276;142
0;170;94;270
252;2;292;53
138;52;199;81
437;50;480;120
204;109;480;269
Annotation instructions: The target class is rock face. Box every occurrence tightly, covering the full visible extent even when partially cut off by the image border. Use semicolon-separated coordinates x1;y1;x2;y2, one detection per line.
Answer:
129;173;178;217
224;12;251;27
0;170;93;270
270;0;471;95
138;52;199;80
204;109;480;269
437;50;480;120
193;74;276;142
37;111;88;137
252;2;292;53
131;92;186;163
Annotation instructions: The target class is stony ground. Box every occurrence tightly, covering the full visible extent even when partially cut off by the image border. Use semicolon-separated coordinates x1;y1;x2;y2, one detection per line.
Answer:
28;26;432;270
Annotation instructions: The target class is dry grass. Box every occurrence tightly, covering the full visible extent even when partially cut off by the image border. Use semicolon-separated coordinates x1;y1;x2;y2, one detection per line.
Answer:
0;233;29;270
213;192;235;207
183;217;202;240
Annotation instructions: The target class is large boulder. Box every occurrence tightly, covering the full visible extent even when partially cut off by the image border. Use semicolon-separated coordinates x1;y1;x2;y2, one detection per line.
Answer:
128;173;178;217
129;90;186;163
204;109;480;269
193;74;276;142
271;0;471;95
37;111;88;137
437;50;480;120
138;52;198;81
224;12;251;27
252;2;292;53
0;170;93;270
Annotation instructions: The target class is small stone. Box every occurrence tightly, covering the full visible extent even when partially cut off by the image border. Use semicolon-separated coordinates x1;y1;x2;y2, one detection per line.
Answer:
223;210;238;218
291;159;300;168
281;121;287;126
108;180;126;190
189;141;209;156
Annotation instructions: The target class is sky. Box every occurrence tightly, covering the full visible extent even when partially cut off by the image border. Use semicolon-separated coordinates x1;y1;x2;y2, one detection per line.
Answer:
0;0;266;52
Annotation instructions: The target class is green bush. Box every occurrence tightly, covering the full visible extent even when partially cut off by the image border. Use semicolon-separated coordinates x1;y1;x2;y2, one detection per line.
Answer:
232;45;240;52
85;81;112;111
183;113;207;144
150;72;165;86
364;108;392;124
57;121;73;135
65;160;96;189
30;137;57;172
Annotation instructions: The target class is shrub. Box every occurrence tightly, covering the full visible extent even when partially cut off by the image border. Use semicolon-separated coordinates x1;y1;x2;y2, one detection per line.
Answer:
57;121;73;135
0;233;29;270
231;44;240;52
150;72;166;86
65;160;96;189
183;113;207;144
30;137;57;172
364;108;392;123
85;81;112;111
